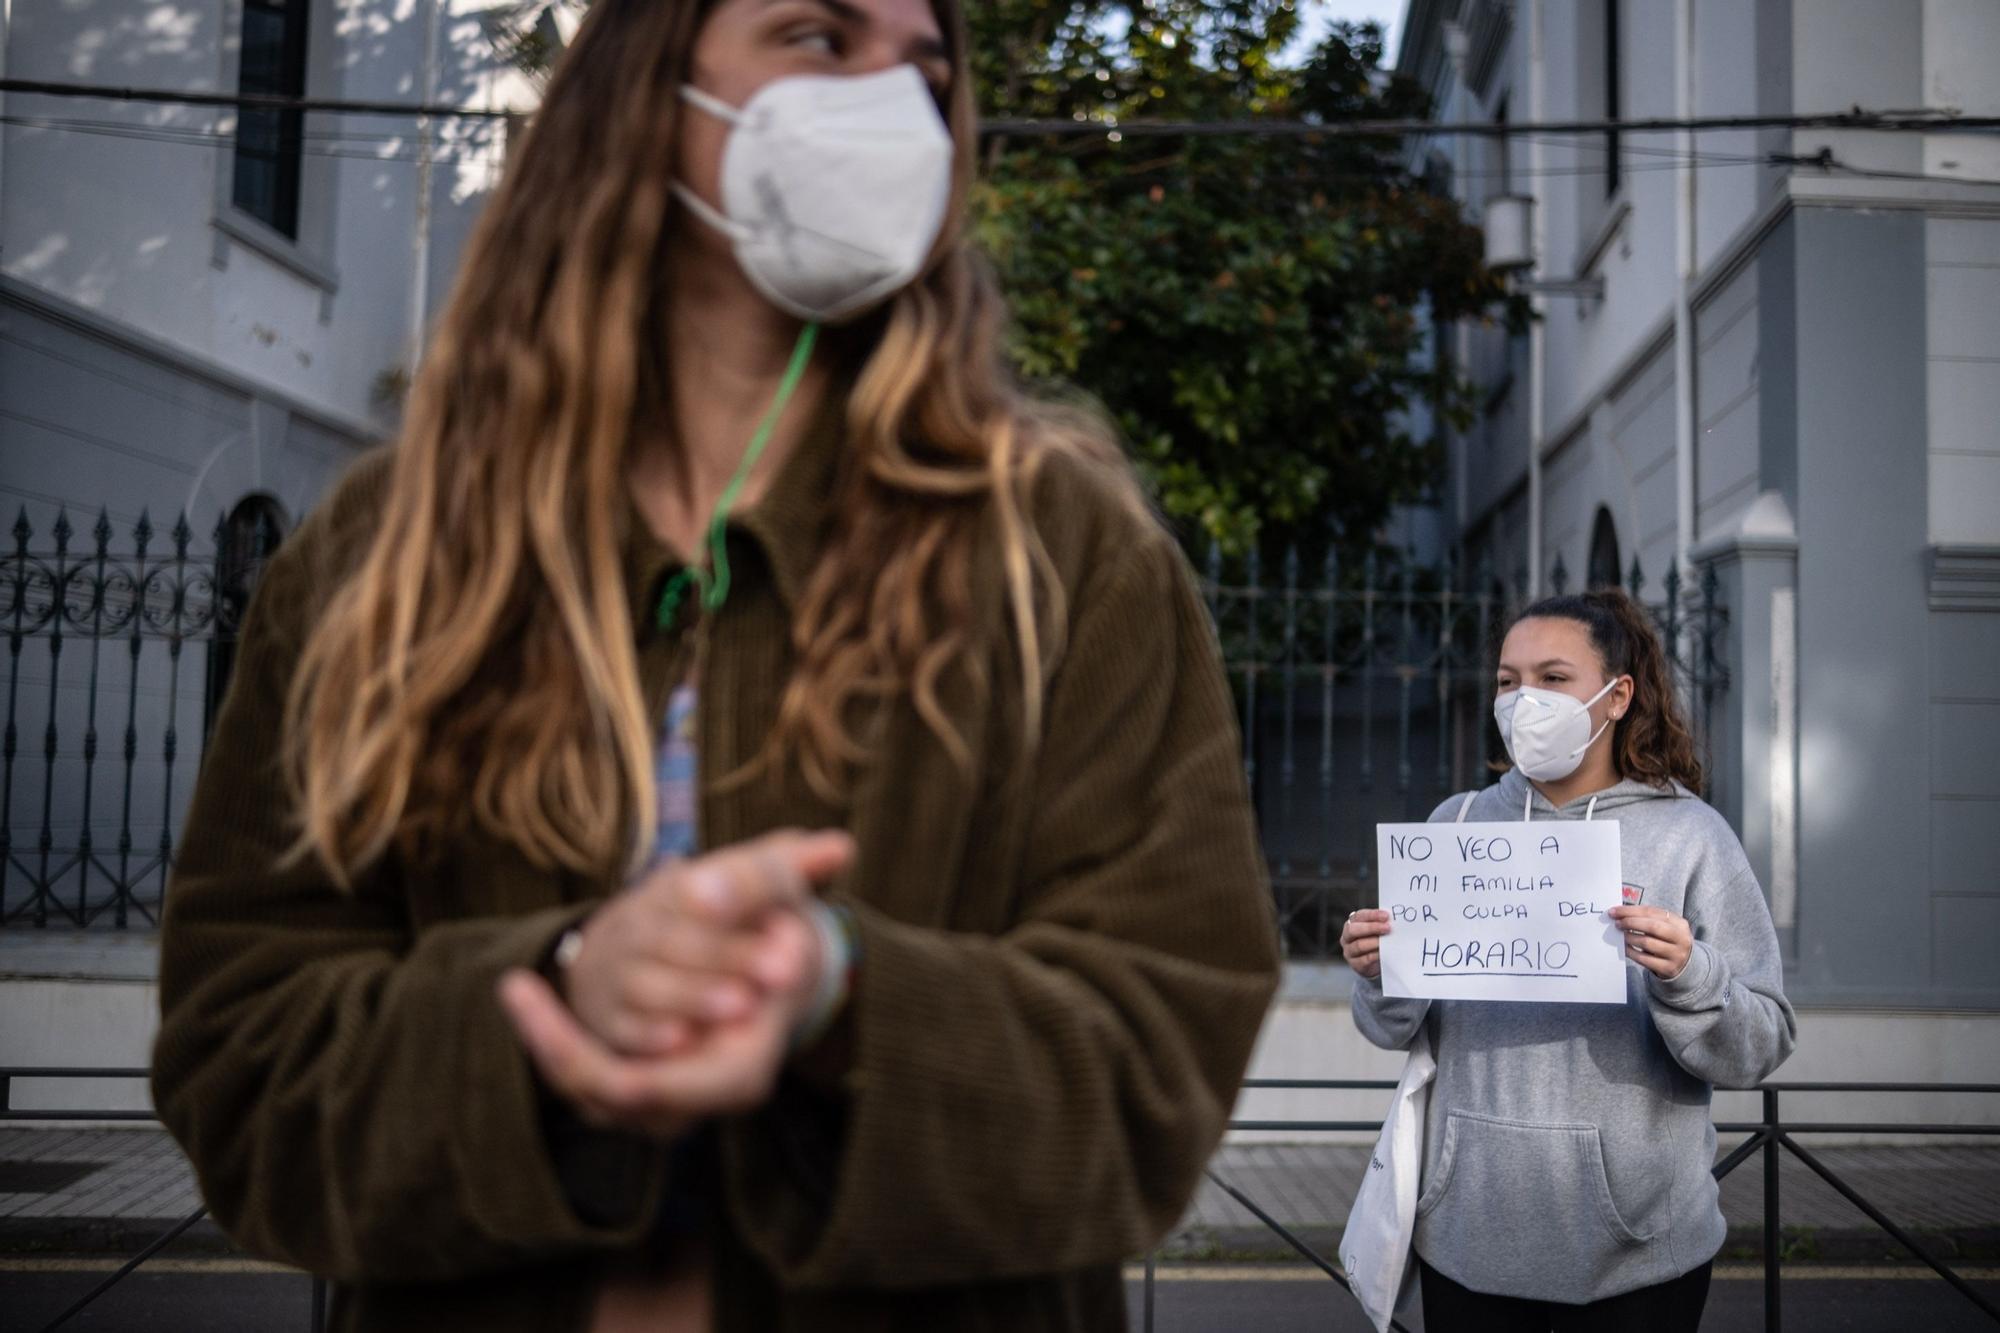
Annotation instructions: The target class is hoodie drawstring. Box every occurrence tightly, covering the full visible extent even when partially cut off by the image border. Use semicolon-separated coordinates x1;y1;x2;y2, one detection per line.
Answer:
1520;787;1601;822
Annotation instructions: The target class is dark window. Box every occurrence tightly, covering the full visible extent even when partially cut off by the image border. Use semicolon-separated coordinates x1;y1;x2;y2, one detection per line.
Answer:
1424;149;1454;198
1604;0;1622;198
233;0;310;237
1587;506;1622;591
204;495;287;735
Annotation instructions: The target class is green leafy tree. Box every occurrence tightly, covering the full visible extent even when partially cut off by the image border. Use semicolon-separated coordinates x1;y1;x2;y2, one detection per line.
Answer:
970;3;1518;557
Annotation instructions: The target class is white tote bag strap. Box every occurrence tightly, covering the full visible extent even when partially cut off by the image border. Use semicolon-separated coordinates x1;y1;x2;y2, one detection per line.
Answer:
1340;1029;1436;1332
1455;790;1478;822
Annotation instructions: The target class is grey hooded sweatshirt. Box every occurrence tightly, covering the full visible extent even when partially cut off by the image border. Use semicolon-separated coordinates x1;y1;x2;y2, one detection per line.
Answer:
1352;768;1796;1305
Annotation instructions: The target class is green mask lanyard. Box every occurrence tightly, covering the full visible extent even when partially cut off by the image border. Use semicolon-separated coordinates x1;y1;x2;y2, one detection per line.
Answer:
654;321;820;631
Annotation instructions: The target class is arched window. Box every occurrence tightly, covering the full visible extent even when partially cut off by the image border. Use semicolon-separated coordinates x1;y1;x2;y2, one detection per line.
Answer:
1587;506;1622;591
204;495;288;736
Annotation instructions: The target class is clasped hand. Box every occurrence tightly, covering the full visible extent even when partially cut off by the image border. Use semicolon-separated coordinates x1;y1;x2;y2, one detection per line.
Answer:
496;829;855;1138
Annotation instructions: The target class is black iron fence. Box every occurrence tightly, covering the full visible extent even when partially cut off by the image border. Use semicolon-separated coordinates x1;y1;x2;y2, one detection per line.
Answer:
0;506;275;930
1;506;1728;955
5;1068;1990;1333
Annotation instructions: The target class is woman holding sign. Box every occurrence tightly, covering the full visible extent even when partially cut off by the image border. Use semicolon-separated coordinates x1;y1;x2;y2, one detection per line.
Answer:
1342;589;1795;1331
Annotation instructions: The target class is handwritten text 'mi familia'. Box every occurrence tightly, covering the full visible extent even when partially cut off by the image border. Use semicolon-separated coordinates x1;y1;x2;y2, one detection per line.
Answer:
1376;822;1627;1004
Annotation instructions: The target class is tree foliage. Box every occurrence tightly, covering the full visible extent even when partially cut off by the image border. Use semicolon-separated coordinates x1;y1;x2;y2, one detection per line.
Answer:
969;2;1519;557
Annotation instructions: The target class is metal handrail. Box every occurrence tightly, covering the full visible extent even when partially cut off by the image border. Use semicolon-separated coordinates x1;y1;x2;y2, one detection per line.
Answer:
7;1069;1997;1333
1161;1077;2000;1333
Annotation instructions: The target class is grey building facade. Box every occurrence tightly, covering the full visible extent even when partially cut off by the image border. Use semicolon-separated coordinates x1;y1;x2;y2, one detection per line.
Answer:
1398;0;2000;1011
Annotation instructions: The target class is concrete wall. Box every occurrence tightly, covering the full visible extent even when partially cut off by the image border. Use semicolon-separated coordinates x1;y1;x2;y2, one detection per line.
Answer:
1920;210;2000;996
1791;0;1925;179
0;936;159;1118
1924;0;2000;180
1925;217;2000;546
0;279;363;539
1522;335;1680;599
1690;202;2000;1010
0;0;530;437
1605;339;1678;584
1930;608;2000;993
1535;1;1679;441
1787;207;1953;1005
1692;0;1790;275
1694;259;1762;540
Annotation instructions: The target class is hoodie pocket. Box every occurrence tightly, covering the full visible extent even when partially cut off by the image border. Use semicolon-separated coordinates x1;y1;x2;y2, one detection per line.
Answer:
1414;1110;1656;1303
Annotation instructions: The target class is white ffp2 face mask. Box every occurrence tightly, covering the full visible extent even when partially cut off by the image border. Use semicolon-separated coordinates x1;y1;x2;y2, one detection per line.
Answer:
673;64;954;323
1493;677;1624;783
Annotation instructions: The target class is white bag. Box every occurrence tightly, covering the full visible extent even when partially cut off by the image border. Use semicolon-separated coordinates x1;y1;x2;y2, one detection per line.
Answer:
1339;1027;1436;1333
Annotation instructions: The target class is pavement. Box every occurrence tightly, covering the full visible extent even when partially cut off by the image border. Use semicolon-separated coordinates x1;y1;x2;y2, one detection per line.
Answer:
4;1127;1998;1267
3;1263;1999;1333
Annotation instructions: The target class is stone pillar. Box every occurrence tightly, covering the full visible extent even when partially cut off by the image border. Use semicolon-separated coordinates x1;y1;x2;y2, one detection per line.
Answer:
1691;491;1799;958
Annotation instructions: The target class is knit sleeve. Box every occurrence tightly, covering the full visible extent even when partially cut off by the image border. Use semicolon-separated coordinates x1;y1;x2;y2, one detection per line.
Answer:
1646;853;1798;1090
149;493;669;1282
721;526;1281;1287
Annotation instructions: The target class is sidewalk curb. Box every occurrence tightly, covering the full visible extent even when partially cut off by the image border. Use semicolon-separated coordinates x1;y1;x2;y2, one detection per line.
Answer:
4;1215;1998;1270
0;1215;239;1258
1158;1224;2000;1266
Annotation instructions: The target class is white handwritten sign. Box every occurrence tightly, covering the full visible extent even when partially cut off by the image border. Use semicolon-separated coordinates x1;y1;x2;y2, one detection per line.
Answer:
1375;821;1627;1004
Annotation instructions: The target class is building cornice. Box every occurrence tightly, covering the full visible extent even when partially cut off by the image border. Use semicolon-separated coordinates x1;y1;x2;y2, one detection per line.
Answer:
0;272;385;447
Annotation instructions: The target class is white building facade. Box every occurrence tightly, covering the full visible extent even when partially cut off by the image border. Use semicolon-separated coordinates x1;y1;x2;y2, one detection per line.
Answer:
0;0;548;535
1396;0;2000;1021
0;0;552;1088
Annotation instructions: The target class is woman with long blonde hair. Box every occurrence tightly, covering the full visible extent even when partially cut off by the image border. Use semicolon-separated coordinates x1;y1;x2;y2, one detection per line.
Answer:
151;1;1279;1329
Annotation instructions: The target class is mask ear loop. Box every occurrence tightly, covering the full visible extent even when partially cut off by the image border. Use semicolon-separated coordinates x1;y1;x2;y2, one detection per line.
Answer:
671;85;753;243
679;83;745;126
1564;674;1628;762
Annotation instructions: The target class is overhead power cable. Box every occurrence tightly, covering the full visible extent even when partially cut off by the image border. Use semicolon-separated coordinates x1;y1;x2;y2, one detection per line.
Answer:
984;109;2000;139
10;112;2000;193
0;77;516;121
4;77;2000;138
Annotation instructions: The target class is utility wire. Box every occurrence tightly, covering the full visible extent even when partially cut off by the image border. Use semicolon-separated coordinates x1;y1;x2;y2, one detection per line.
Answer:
12;111;2000;193
984;109;2000;139
0;113;503;165
5;77;2000;138
0;77;516;121
0;111;1832;179
1784;146;2000;190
